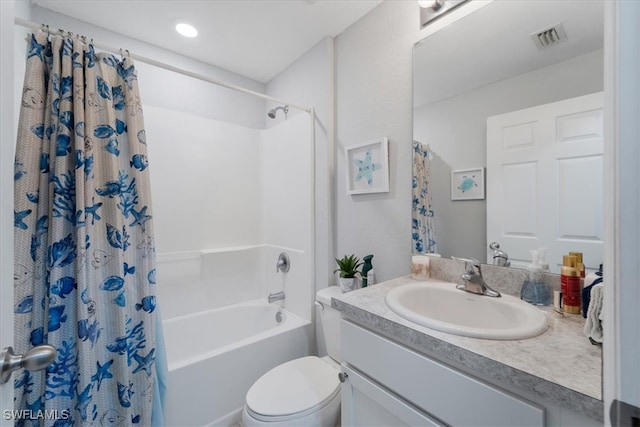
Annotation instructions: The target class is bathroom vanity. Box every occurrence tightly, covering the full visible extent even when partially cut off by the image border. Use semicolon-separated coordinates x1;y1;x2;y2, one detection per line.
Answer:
333;276;602;427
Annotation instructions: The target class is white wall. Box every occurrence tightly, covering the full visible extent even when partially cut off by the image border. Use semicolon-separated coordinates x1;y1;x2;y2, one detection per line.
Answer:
334;1;424;282
414;50;604;261
332;0;604;281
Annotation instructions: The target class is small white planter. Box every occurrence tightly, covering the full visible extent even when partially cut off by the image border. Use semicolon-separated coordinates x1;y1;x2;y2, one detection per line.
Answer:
339;277;357;293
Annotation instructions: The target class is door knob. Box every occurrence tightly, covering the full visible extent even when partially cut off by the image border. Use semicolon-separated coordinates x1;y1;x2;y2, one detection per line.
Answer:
0;345;56;384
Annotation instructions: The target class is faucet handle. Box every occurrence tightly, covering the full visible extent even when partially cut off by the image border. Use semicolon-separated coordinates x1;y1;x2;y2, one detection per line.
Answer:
276;252;290;273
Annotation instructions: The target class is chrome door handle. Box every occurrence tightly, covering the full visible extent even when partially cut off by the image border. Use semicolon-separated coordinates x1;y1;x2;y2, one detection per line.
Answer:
0;345;56;384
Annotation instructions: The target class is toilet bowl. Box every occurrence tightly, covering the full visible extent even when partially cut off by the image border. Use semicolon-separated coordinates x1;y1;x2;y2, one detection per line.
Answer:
242;286;344;427
242;356;340;426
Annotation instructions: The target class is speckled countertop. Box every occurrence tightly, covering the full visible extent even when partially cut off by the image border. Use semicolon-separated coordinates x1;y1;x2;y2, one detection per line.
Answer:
332;275;603;422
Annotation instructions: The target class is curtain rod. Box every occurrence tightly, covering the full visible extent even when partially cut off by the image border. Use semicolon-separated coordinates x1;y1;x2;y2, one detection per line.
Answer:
14;17;312;113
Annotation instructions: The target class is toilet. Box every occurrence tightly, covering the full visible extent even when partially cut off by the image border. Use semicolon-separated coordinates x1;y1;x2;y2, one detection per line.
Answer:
242;286;344;426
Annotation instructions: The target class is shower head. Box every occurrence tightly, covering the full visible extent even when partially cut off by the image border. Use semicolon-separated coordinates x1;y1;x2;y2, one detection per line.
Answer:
267;105;289;119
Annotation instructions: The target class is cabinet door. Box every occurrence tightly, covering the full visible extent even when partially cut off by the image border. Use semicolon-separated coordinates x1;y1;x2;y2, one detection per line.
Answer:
341;365;444;427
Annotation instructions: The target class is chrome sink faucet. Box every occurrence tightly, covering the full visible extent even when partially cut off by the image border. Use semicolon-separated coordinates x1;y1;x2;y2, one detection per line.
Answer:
452;257;501;298
489;242;510;267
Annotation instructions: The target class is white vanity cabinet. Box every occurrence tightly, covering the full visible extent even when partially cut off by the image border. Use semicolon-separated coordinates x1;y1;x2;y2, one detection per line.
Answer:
340;320;545;427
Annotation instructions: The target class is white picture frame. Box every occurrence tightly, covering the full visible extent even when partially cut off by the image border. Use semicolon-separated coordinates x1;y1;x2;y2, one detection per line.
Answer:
451;167;484;200
345;137;389;195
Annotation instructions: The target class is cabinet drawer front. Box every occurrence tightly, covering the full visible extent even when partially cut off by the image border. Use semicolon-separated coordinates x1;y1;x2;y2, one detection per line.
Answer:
341;320;544;427
341;365;444;427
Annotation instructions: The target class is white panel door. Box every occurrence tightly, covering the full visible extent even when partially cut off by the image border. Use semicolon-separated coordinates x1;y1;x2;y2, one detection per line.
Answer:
487;92;604;272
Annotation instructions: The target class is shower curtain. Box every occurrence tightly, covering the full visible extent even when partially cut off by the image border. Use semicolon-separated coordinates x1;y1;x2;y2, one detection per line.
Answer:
412;141;437;254
14;31;165;425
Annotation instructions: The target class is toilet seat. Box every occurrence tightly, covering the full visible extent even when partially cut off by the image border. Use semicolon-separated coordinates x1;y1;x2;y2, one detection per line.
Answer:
245;356;340;422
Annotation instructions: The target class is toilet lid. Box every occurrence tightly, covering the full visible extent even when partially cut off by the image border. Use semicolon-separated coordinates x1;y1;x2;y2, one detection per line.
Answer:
246;356;340;418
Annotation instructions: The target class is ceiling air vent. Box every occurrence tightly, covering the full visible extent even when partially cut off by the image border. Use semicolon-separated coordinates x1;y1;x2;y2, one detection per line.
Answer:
531;23;568;48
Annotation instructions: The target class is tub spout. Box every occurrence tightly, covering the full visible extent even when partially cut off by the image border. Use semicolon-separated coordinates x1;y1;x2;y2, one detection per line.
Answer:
268;291;285;303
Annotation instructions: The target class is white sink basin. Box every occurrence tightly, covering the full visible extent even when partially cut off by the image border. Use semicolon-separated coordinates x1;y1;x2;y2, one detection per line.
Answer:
385;281;548;340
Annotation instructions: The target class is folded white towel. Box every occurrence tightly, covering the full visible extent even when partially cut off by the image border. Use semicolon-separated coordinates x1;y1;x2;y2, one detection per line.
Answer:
584;283;604;343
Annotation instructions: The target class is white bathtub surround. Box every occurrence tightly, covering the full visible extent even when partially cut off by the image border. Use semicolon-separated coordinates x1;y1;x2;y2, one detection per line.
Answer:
156;244;312;322
149;109;315;425
146;106;261;252
149;109;314;320
156;247;260;319
264;246;312;321
163;301;312;426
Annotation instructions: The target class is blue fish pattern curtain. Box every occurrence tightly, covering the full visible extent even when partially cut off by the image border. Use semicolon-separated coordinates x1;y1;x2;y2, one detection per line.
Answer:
14;31;161;425
412;141;437;254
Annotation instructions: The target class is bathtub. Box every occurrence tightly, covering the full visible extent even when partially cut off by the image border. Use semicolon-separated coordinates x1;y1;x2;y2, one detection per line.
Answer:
162;300;312;426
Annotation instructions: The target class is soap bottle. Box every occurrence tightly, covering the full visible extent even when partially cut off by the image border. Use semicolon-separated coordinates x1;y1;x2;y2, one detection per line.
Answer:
569;251;585;278
537;247;550;273
361;255;373;287
520;250;550;306
561;255;581;314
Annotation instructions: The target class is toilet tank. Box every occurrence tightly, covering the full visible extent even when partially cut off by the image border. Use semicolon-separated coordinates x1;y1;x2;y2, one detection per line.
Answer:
316;286;343;362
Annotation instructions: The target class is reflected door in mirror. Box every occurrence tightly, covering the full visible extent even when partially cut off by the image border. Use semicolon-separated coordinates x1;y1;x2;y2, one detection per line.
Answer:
486;92;604;273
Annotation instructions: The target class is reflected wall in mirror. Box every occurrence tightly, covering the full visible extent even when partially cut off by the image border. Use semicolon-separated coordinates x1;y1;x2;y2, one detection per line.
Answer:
413;0;604;273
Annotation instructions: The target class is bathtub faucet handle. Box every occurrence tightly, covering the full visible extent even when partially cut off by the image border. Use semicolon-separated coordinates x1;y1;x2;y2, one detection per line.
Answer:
276;252;290;273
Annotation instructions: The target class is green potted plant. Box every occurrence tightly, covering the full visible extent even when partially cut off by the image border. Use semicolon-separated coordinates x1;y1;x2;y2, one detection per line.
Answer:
334;254;362;292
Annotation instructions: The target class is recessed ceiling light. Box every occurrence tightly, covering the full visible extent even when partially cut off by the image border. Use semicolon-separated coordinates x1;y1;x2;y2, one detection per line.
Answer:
175;21;198;38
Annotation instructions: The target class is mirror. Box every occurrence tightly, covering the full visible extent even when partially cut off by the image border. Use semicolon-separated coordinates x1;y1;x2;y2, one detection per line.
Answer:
413;0;604;272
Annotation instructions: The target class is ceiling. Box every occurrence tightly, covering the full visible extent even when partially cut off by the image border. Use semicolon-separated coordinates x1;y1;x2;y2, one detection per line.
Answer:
414;0;604;108
32;0;383;83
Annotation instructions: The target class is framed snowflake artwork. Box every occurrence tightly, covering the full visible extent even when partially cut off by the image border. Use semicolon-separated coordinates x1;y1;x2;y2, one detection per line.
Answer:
451;167;485;200
345;137;389;195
